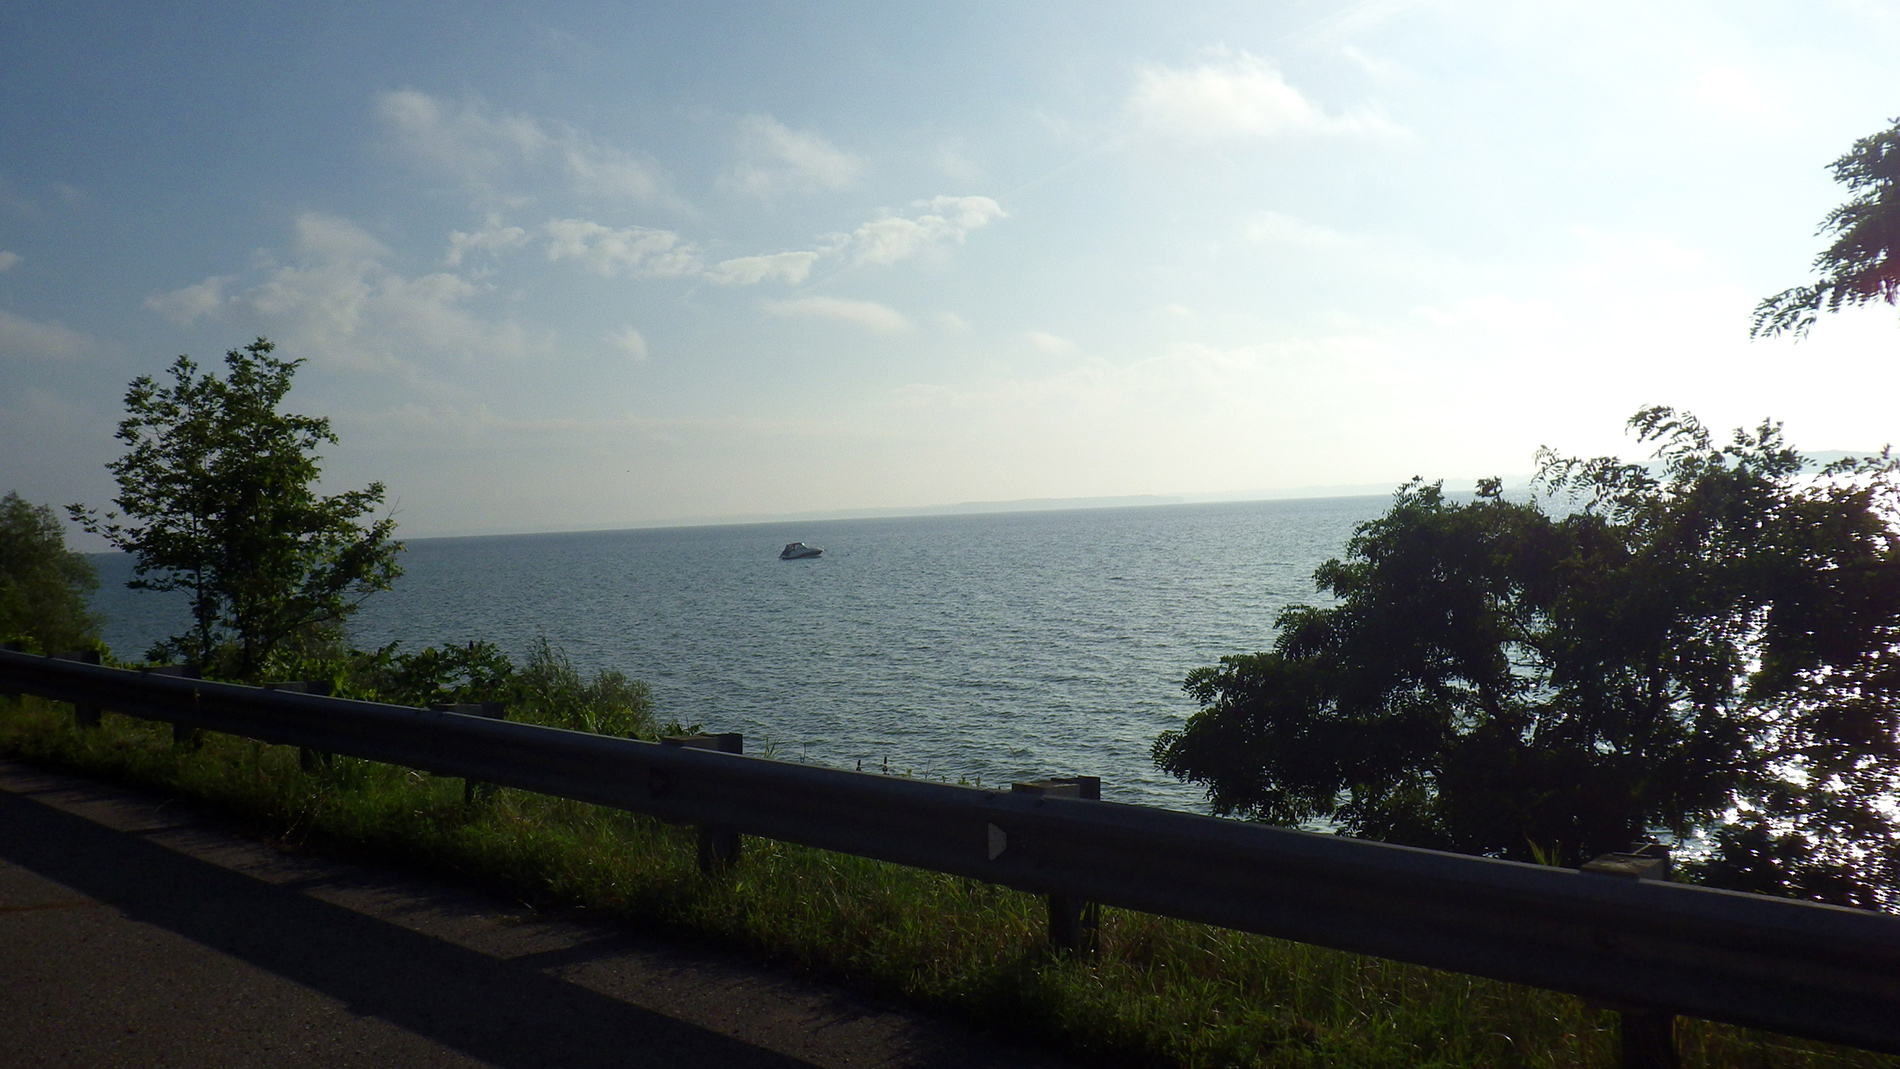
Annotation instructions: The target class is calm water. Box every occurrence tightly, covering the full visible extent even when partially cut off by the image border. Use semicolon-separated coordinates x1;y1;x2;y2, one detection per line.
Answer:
88;497;1387;810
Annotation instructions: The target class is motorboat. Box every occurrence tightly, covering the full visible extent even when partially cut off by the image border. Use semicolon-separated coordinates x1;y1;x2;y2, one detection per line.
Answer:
779;541;823;560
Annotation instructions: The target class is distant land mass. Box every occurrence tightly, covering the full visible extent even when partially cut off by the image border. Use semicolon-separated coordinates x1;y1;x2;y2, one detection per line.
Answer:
397;452;1881;542
403;479;1543;542
749;451;1884;528
672;477;1538;530
712;494;1191;524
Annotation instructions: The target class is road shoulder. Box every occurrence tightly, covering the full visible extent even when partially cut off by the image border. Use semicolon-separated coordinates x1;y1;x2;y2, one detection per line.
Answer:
0;757;1071;1069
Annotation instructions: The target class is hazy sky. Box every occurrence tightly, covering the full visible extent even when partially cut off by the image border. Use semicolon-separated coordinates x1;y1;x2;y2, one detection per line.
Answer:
5;1;1898;546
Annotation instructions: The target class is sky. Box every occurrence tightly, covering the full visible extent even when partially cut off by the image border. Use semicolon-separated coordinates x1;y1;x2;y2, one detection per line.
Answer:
4;0;1899;548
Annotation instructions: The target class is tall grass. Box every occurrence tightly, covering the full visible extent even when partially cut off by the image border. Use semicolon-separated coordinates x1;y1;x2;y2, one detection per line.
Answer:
2;696;1891;1069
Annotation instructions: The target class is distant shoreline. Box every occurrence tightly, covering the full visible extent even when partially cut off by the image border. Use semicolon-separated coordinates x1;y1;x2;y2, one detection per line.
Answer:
79;480;1548;557
261;479;1528;548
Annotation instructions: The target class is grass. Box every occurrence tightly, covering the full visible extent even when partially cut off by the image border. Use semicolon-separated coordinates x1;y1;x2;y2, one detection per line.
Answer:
2;695;1894;1069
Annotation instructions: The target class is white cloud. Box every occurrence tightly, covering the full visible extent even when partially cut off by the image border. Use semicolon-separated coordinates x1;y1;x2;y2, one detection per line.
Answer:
375;89;672;204
145;274;236;324
763;296;912;334
1026;331;1078;355
542;219;703;277
295;211;392;262
1688;66;1787;123
1129;51;1403;141
609;327;649;362
361;271;488;351
1564;227;1718;290
377;89;547;174
560;145;669;202
439;214;714;278
849;219;943;265
1411;293;1565;333
1288;0;1428;50
429;207;976;288
933;139;981;182
644;194;1009;289
348;400;860;445
725;115;864;196
708;251;819;285
0;310;92;359
445;217;531;266
925;195;1006;231
1338;45;1403;81
503;192;1005;291
1245;211;1360;248
706;195;1004;282
150;212;552;372
848;195;1005;266
0;251;19;272
933;311;972;333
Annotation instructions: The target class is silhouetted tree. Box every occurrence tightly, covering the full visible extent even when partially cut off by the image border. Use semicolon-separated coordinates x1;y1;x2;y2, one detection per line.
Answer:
1752;117;1900;338
1156;408;1900;909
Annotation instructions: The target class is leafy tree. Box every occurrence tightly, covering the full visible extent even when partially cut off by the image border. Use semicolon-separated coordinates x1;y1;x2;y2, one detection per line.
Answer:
0;491;103;654
1155;408;1900;908
1751;116;1900;338
70;339;401;680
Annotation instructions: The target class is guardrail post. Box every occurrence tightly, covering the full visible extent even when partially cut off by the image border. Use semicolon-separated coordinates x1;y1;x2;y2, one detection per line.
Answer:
663;733;744;873
266;682;334;769
0;641;21;698
1583;843;1677;1069
53;650;103;728
430;703;508;803
144;665;202;747
1013;776;1102;955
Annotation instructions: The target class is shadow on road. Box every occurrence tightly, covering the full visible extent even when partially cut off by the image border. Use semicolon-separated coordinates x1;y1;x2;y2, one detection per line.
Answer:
0;788;819;1068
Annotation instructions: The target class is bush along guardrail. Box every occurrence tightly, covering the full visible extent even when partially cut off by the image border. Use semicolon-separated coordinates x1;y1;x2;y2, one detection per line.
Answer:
5;649;1900;1069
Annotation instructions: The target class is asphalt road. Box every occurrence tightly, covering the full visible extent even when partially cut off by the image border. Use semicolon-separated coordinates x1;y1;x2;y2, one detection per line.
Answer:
0;759;1072;1069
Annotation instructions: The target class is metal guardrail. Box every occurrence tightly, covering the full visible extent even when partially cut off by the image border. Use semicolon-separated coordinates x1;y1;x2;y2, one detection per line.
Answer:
4;648;1900;1060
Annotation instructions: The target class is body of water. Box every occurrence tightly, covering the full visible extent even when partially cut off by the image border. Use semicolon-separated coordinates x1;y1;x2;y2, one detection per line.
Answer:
88;496;1389;810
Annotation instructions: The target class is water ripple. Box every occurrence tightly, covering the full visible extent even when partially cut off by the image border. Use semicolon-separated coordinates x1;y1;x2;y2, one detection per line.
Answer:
89;497;1384;810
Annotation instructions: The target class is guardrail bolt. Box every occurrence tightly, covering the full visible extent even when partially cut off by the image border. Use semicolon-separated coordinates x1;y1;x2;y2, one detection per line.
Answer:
144;664;202;747
1012;776;1102;955
53;650;103;728
663;733;744;873
1583;843;1678;1069
267;681;335;770
430;702;509;803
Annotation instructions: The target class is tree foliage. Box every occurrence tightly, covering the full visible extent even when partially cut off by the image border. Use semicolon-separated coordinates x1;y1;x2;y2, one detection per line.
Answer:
0;491;103;654
70;339;401;680
1155;408;1900;908
1751;116;1900;338
336;638;656;739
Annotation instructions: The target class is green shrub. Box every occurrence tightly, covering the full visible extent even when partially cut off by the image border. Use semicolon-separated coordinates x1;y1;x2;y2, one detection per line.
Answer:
275;637;656;740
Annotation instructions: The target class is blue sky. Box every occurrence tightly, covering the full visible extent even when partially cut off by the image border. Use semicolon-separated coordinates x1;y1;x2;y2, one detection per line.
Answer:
5;1;1899;545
